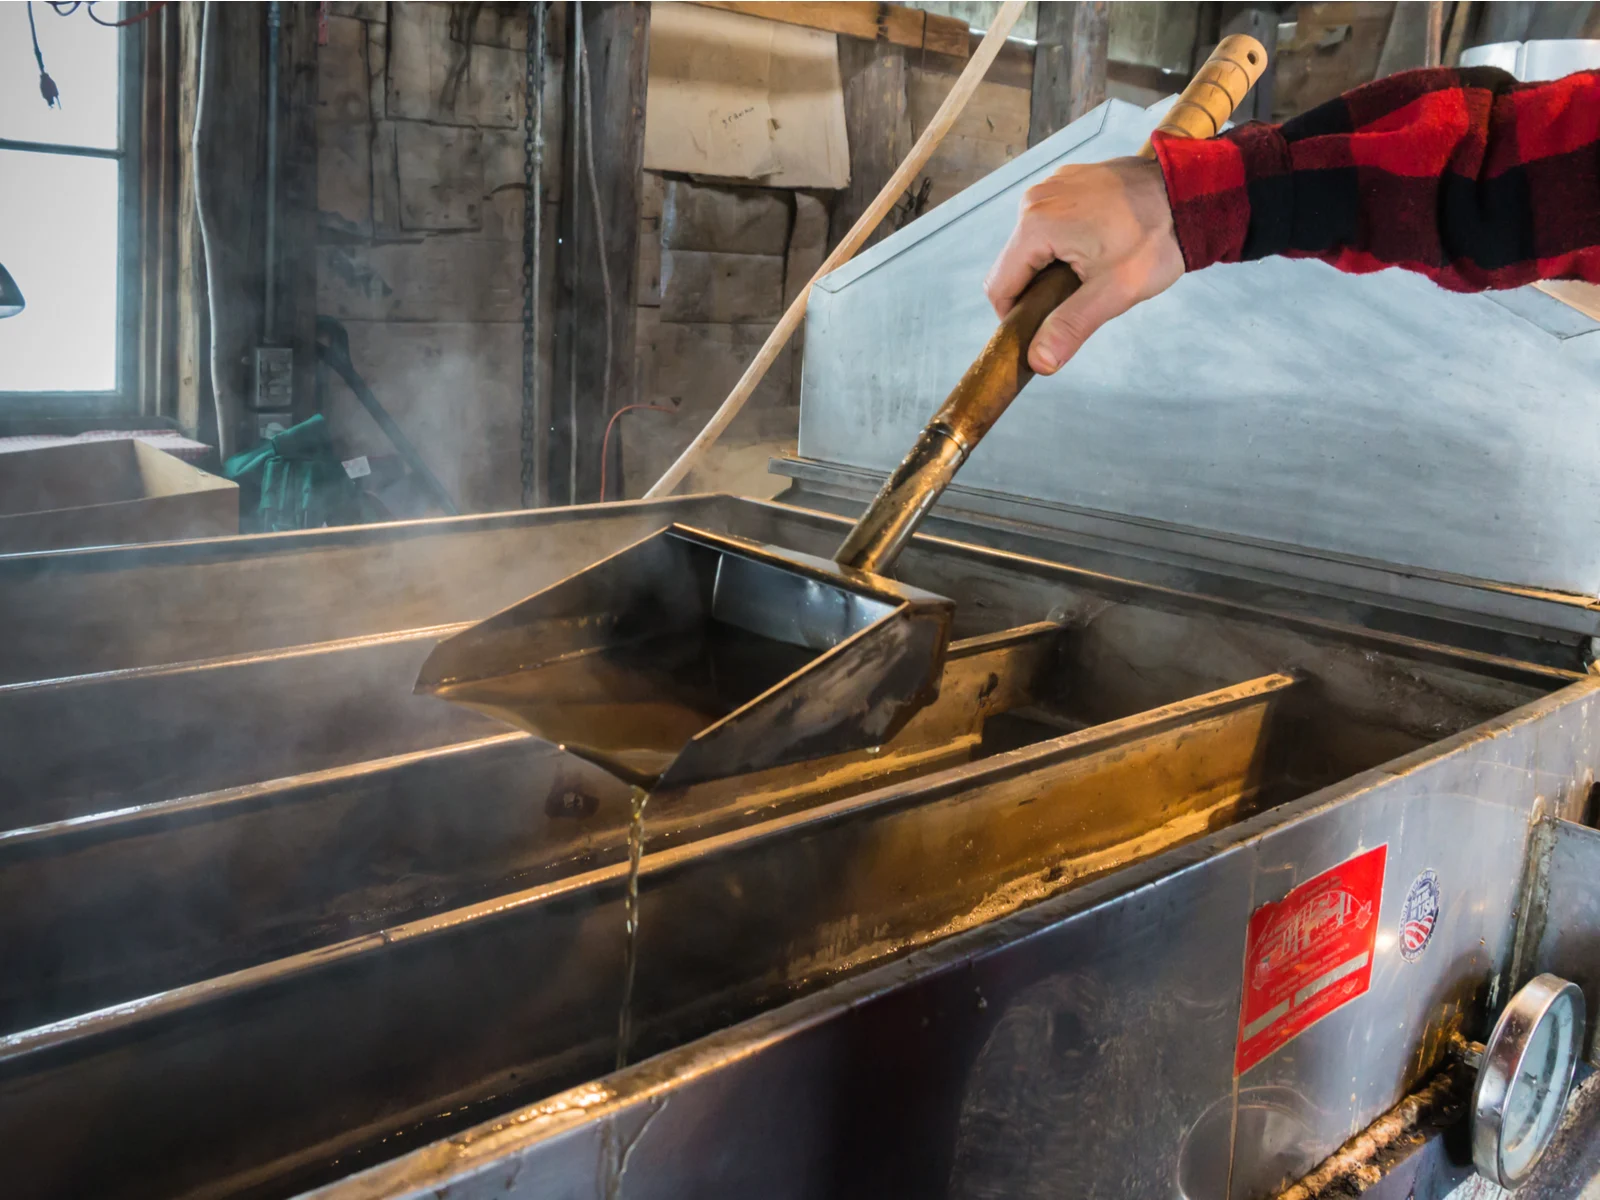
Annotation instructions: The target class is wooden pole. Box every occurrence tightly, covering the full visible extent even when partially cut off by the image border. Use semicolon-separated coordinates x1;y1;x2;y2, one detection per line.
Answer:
1029;1;1110;147
643;0;1027;499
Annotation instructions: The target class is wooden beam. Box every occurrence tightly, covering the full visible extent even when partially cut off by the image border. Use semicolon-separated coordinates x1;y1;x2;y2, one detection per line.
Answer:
551;2;650;506
1029;1;1109;147
1219;4;1277;122
828;37;914;253
137;5;181;421
276;2;320;426
693;1;971;58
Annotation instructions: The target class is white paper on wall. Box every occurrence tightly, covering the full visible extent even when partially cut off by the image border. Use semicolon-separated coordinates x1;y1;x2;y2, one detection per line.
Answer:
644;4;851;189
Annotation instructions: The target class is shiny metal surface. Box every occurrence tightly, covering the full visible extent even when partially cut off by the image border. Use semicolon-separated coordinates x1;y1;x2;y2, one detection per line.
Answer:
0;674;1295;1200
1470;974;1586;1188
0;624;1064;1033
772;457;1600;667
834;263;1081;575
305;678;1600;1200
6;494;1590;682
0;625;494;824
834;424;966;573
1523;819;1600;1065
799;97;1600;596
417;525;954;788
3;498;1598;1198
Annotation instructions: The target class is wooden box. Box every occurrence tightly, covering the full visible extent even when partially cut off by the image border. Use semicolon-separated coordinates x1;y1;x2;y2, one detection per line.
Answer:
0;439;238;554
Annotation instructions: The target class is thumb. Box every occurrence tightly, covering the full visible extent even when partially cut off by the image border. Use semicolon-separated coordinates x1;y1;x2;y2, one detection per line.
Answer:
1028;271;1136;375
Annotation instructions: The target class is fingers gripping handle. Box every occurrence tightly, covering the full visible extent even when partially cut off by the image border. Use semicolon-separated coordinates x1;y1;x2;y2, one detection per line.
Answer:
834;35;1267;576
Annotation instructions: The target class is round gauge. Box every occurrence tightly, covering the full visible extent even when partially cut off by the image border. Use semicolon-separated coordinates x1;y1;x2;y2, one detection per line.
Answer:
1471;973;1587;1188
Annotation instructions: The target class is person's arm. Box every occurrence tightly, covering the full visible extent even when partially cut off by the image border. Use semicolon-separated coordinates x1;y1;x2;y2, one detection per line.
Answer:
987;66;1600;375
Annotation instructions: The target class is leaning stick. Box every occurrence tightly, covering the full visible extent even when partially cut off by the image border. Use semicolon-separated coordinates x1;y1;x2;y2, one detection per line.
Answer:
643;0;1028;498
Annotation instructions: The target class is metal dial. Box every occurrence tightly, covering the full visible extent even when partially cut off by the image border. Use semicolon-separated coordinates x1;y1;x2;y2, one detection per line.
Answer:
1471;973;1587;1188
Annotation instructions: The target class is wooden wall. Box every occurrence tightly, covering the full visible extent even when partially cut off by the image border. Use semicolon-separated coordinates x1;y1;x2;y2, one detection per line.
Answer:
313;1;563;515
622;27;1034;499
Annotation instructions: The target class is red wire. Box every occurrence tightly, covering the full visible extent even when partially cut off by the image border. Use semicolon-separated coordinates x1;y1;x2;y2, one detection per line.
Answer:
599;403;677;501
89;0;171;26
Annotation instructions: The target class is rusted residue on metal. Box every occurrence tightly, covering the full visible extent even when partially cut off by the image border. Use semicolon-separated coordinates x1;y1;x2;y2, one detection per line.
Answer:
1273;1067;1472;1200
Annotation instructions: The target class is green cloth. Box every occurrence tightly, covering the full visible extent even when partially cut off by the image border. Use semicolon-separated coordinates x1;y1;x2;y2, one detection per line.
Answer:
223;415;370;533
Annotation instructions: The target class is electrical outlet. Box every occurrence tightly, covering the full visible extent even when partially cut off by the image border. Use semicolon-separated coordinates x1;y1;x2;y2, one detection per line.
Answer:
253;346;295;410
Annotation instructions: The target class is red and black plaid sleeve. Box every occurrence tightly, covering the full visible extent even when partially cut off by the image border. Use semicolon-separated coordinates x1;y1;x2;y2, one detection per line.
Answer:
1151;66;1600;292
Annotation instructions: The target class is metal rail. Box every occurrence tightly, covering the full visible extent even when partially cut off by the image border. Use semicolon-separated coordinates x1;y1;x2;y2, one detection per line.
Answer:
0;626;1066;1032
0;674;1296;1200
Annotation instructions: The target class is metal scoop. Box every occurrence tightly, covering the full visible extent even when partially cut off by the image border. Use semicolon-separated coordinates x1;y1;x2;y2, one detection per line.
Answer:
417;36;1266;789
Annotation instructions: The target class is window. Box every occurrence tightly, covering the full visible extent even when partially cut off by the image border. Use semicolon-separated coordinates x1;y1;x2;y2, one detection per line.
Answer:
0;4;138;410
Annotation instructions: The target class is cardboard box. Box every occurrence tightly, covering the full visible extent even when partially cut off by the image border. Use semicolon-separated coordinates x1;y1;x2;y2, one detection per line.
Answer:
0;439;238;554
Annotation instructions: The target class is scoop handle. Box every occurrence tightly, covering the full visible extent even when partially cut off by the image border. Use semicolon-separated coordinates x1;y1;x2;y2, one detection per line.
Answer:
835;34;1267;576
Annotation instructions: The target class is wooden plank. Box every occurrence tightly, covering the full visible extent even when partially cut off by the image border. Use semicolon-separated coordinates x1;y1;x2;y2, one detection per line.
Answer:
907;70;1031;145
829;37;913;251
317;238;522;322
317;15;370;124
386;1;524;128
693;1;969;58
1220;5;1277;122
325;321;523;513
914;131;1017;209
659;250;785;323
661;180;791;255
328;2;385;20
638;217;662;306
1108;0;1200;74
552;1;651;505
316;15;372;238
395;122;486;230
175;2;206;439
785;191;828;406
191;1;267;450
1030;1;1110;146
920;32;1034;89
136;4;182;421
317;122;373;238
640;170;665;221
784;192;828;308
633;311;794;415
1285;2;1394;119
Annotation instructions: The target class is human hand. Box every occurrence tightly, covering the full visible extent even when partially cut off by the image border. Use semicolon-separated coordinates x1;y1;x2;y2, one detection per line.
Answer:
983;157;1184;375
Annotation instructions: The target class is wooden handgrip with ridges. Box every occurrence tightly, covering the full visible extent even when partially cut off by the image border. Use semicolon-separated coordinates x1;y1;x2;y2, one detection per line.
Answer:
1139;34;1268;155
834;34;1269;575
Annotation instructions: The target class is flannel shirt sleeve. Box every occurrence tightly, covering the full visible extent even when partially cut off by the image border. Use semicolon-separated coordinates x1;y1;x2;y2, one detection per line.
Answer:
1149;66;1600;292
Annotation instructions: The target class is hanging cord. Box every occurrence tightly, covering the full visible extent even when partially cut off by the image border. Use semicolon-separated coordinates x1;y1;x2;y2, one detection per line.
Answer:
46;1;171;26
193;0;235;458
30;2;174;109
27;4;61;108
577;3;615;504
599;404;676;501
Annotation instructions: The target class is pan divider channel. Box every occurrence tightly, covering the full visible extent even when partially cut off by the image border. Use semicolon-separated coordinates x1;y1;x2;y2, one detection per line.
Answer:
0;671;1297;1200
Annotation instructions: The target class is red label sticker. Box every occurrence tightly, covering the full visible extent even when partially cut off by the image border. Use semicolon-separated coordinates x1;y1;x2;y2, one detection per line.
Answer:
1236;844;1387;1074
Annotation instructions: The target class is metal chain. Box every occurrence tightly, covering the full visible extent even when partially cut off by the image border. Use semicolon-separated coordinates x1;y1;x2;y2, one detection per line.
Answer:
519;1;544;508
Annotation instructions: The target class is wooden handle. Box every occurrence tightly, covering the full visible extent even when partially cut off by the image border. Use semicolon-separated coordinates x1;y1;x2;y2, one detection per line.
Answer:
957;31;1271;442
932;262;1080;450
1138;33;1268;156
835;36;1269;574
